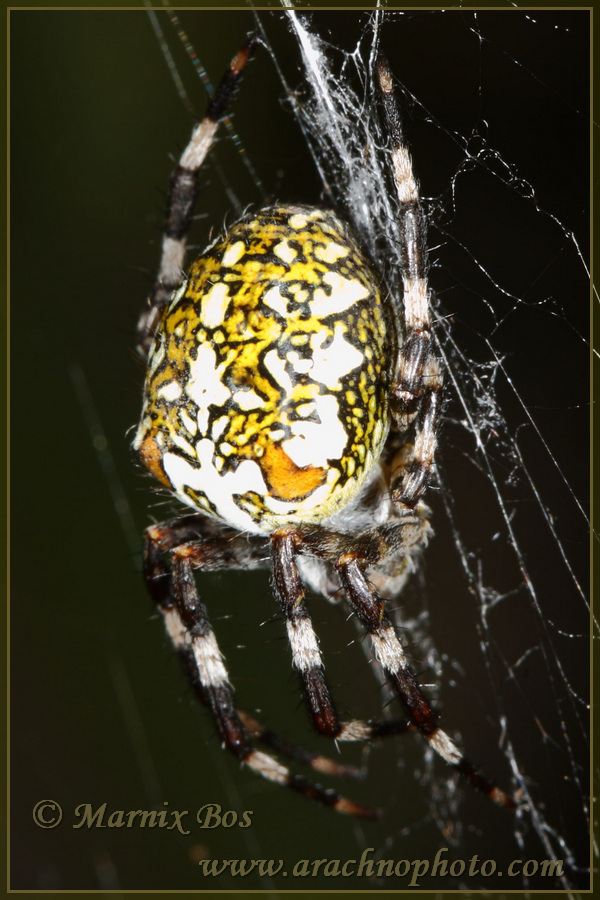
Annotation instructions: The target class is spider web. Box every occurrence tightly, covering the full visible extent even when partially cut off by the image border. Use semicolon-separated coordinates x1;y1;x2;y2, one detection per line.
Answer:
136;6;590;892
270;9;590;890
260;9;588;889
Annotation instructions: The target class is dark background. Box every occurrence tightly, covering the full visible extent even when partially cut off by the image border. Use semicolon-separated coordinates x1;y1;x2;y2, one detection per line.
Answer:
10;7;590;892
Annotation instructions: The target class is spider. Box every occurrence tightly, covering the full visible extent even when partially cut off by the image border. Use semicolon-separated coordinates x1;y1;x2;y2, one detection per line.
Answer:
134;36;515;817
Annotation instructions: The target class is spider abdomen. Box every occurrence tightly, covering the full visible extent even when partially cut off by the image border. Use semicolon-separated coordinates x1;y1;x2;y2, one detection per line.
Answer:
135;205;396;535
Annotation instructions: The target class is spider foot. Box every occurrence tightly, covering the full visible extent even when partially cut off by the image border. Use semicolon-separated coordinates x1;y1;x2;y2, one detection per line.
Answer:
242;749;381;819
452;753;517;810
239;711;364;780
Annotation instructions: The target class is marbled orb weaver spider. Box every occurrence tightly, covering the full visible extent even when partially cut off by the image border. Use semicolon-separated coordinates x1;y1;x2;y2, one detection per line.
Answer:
134;36;515;817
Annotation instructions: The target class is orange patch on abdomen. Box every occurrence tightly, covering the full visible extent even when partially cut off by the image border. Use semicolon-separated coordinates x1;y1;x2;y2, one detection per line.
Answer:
137;435;172;489
259;443;326;501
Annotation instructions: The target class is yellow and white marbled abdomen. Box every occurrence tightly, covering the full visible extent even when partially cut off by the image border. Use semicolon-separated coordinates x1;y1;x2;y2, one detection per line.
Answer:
135;206;396;535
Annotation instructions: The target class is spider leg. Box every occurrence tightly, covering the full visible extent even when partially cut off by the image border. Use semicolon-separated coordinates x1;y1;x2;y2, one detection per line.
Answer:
144;514;269;608
271;530;341;737
147;522;365;777
378;57;443;510
336;551;516;809
371;67;514;807
271;527;420;745
137;36;257;358
144;518;380;817
238;712;364;780
272;522;514;808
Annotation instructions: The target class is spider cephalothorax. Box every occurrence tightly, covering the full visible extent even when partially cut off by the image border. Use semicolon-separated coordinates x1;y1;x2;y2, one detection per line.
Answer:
135;36;515;817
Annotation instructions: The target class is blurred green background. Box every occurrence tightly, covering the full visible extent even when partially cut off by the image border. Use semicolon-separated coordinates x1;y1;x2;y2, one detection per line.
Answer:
10;8;589;892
